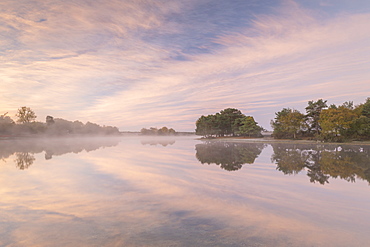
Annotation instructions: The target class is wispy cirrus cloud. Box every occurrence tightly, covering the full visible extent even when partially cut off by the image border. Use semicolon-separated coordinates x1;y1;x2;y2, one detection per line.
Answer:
0;0;369;130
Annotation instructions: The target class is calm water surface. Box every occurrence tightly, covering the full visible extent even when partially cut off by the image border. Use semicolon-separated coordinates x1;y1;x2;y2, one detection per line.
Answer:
1;136;370;247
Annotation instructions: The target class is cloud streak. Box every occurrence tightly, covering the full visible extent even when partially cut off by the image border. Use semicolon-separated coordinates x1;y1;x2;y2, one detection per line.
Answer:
1;0;369;130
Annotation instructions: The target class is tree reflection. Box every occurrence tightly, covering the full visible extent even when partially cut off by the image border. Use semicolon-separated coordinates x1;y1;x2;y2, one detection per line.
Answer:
271;144;370;185
0;137;121;170
195;141;266;171
141;139;176;146
14;152;35;170
271;145;306;175
196;141;370;184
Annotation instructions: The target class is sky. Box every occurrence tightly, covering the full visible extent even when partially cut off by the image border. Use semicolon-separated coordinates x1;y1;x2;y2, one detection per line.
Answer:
1;0;370;131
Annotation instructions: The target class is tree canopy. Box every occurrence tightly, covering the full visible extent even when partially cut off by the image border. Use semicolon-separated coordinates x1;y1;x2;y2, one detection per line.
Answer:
140;126;176;136
16;106;36;123
195;108;263;138
271;98;370;142
271;108;305;139
305;99;327;135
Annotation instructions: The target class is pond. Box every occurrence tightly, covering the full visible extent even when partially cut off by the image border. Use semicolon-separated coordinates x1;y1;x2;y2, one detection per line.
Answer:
1;136;370;247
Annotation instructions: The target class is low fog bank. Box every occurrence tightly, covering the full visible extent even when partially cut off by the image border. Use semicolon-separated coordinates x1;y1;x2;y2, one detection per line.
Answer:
0;110;121;138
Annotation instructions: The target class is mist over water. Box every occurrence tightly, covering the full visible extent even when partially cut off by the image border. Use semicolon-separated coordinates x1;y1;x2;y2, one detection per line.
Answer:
0;137;122;169
1;136;370;246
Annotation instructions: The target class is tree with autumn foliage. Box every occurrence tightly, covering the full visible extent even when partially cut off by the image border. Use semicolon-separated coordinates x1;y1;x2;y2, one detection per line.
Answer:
271;108;305;139
319;102;359;142
271;98;370;142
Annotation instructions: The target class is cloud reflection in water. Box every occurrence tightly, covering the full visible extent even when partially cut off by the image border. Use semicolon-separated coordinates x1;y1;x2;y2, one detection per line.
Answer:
1;137;370;246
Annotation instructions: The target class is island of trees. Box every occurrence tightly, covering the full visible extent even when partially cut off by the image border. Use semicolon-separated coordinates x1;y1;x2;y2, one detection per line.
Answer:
140;126;176;135
195;108;263;138
195;98;369;142
0;106;120;137
271;98;370;142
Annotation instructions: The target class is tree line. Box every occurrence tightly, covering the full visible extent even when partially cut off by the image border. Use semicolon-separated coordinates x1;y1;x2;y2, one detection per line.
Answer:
195;108;263;138
0;106;120;136
271;98;370;142
140;126;176;136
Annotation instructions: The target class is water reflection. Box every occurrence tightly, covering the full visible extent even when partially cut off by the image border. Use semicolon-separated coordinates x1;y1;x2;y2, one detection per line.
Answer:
195;141;266;171
0;137;121;169
141;139;176;146
14;152;35;170
1;137;370;246
195;141;370;184
271;143;370;184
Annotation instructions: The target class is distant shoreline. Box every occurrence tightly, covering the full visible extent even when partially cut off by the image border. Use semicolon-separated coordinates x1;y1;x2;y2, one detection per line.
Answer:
197;136;370;145
0;132;197;140
0;134;122;140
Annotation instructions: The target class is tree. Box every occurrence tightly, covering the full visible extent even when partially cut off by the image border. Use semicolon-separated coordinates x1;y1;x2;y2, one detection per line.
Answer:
85;121;102;134
16;106;36;123
158;126;169;135
351;116;370;140
271;108;304;139
141;126;176;136
319;104;359;142
72;120;84;133
49;118;73;135
305;99;327;136
168;128;176;135
0;112;15;134
195;114;220;138
0;112;14;124
46;116;55;125
140;128;150;135
195;108;256;138
350;98;370;140
234;116;263;137
362;97;370;118
272;108;290;139
272;98;369;142
219;108;244;136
